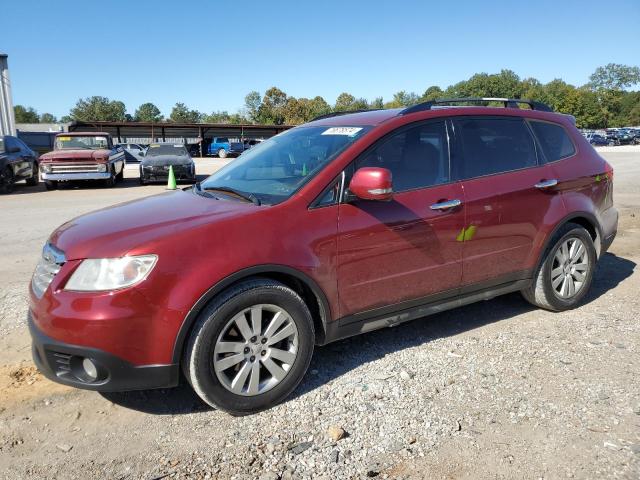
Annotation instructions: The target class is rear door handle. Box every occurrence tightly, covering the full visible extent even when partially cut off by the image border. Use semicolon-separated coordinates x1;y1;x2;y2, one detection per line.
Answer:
535;179;558;189
430;199;462;210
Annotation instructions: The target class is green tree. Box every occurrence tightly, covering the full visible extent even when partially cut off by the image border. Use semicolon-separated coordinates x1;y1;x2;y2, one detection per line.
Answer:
258;87;288;124
334;93;368;112
421;86;443;102
370;97;385;109
134;103;163;122
14;105;40;123
308;96;331;118
385;91;419;108
169;102;202;123
244;91;262;123
69;96;127;122
39;113;57;123
589;63;640;91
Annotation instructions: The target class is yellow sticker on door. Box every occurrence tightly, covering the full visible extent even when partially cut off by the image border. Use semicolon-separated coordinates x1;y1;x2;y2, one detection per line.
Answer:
456;225;477;242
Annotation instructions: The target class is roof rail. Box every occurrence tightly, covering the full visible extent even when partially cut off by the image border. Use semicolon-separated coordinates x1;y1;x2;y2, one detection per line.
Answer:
400;98;553;115
311;109;382;122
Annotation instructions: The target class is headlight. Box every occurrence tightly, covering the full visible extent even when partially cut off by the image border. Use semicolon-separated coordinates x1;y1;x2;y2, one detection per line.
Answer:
41;164;52;173
96;164;107;172
65;255;158;291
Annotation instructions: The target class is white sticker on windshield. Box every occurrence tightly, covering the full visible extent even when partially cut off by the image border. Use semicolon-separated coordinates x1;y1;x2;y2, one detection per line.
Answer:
321;127;363;137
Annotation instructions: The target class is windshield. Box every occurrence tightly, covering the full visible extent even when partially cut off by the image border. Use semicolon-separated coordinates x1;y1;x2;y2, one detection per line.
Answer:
145;144;188;157
200;125;369;205
55;135;110;150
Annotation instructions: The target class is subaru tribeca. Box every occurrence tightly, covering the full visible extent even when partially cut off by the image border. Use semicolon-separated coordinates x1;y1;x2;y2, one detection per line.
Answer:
29;98;618;414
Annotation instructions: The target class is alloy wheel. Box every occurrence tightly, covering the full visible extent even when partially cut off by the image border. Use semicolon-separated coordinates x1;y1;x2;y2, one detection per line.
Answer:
213;304;299;396
550;237;590;299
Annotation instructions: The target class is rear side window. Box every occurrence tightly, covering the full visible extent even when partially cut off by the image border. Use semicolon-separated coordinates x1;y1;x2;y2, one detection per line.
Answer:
216;137;229;143
453;117;537;180
356;120;449;192
529;121;576;161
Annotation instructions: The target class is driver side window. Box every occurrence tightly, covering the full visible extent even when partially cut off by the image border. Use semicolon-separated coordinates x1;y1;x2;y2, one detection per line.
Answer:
355;121;449;192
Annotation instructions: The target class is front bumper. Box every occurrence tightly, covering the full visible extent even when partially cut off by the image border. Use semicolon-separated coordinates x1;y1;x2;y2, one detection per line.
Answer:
42;172;111;181
141;164;195;181
29;312;179;392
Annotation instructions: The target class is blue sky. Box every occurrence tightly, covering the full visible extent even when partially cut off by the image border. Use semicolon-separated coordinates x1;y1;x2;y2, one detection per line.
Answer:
2;0;639;118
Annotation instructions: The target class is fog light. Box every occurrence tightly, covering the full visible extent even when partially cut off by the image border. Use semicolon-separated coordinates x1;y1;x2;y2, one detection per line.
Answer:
82;358;98;380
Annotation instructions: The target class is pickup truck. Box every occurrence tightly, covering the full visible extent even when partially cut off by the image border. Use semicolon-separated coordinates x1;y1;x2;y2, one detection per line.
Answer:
206;137;244;158
39;132;126;190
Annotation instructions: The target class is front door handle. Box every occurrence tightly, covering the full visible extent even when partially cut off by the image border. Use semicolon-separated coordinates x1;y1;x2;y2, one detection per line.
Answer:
430;199;462;211
535;179;558;189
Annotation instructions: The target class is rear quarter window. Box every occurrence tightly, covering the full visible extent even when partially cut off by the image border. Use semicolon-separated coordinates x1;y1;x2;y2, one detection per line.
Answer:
529;121;576;162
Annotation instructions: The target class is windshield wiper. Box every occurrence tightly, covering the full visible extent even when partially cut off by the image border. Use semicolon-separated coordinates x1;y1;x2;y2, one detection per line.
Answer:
202;185;261;205
192;182;217;198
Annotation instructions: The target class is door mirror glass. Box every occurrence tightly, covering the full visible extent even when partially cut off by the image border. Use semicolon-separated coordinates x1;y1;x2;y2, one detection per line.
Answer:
349;167;393;201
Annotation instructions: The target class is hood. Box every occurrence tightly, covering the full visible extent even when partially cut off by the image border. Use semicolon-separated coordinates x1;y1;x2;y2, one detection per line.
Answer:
49;189;259;260
141;155;192;166
40;149;111;163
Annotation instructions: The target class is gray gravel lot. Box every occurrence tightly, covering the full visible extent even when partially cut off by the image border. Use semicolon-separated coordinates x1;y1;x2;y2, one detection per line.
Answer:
0;151;638;479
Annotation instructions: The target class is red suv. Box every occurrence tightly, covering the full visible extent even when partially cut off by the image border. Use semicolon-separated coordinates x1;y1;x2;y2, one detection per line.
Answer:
29;98;617;414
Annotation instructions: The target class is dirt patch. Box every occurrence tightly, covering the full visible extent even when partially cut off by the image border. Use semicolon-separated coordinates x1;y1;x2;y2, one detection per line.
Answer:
0;364;70;409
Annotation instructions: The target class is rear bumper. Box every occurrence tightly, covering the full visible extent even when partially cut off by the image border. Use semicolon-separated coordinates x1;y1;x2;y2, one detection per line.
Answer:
600;206;618;254
42;172;111;181
29;312;179;392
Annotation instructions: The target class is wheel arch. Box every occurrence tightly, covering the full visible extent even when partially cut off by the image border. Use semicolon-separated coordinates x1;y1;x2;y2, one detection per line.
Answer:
537;212;602;272
172;265;332;364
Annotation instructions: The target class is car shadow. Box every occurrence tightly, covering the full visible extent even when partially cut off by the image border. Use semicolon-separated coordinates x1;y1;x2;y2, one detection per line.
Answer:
101;253;635;415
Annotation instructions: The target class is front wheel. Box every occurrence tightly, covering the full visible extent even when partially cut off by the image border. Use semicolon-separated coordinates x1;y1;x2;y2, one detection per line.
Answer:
26;162;39;186
44;180;58;190
184;278;315;415
0;166;15;194
103;167;116;188
521;223;596;311
218;148;227;159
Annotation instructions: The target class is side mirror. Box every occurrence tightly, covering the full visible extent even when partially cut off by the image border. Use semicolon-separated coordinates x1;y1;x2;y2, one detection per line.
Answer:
349;167;393;201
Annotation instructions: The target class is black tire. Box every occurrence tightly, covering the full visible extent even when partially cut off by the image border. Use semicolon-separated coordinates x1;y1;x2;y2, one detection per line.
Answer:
26;162;39;186
521;223;597;311
44;180;58;191
116;164;124;181
183;278;315;415
0;166;15;194
104;167;116;188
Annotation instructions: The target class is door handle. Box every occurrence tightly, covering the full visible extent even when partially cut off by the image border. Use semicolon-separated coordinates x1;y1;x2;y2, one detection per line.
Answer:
534;179;558;189
430;199;462;210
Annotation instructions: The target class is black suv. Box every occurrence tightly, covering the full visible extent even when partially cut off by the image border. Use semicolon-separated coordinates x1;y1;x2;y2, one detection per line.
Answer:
0;135;39;193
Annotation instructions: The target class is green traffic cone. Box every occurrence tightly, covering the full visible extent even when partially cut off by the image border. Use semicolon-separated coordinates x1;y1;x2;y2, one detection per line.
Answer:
166;165;177;190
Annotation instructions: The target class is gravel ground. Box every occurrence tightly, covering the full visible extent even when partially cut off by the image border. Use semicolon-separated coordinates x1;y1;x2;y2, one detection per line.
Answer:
0;151;638;479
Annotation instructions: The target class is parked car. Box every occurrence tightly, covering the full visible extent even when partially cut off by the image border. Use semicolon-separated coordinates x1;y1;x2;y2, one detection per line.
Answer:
207;137;244;158
586;133;609;146
29;98;617;414
0;135;39;193
605;130;620;146
139;143;196;185
615;129;635;145
243;138;263;151
117;143;145;163
38;133;125;190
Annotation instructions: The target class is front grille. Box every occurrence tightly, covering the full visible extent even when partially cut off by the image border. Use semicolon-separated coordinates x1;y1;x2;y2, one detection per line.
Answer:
31;243;66;298
50;163;102;173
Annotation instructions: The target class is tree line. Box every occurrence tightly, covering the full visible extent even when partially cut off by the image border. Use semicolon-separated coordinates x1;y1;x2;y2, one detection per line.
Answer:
14;63;640;129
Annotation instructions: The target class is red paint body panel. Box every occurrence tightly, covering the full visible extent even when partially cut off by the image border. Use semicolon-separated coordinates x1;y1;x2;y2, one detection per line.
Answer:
29;106;618;372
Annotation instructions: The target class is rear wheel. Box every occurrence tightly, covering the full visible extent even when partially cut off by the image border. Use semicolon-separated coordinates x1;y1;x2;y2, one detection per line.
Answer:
218;148;227;159
25;162;39;186
183;278;315;415
521;223;596;311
